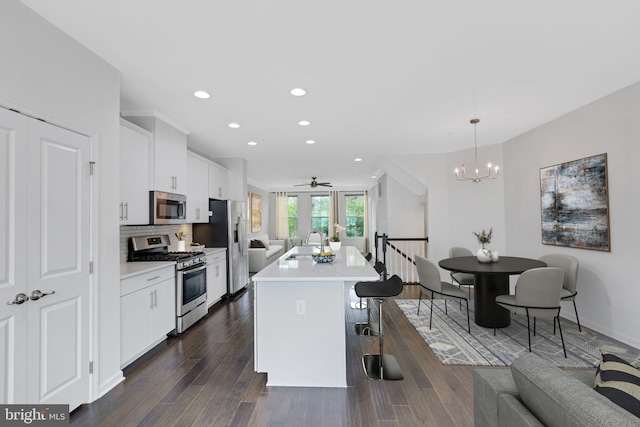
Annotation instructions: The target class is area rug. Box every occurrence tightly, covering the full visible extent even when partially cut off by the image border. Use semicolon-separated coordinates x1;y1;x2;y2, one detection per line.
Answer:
395;299;640;368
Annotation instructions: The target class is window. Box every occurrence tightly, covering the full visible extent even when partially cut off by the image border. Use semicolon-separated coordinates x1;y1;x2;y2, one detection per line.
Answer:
311;195;329;236
345;195;365;237
287;196;298;238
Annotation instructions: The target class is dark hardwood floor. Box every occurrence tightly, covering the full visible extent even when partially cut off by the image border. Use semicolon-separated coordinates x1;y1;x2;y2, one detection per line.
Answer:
70;284;483;426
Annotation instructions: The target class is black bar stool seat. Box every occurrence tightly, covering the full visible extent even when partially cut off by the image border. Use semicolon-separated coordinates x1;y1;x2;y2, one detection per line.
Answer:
354;261;386;336
354;274;404;381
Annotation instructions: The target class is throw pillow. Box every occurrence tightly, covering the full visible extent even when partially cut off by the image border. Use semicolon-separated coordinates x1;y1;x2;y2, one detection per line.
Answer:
594;348;640;418
258;236;270;250
250;239;265;249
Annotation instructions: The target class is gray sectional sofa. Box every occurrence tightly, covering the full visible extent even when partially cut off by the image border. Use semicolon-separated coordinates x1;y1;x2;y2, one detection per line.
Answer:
474;353;640;426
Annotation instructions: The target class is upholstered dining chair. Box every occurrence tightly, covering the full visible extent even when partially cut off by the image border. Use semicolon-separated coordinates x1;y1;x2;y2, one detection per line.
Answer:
415;255;470;333
539;254;581;332
494;267;567;358
449;247;475;307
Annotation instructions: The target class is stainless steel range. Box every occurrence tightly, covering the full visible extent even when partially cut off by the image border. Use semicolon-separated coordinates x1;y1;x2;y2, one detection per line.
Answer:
129;235;208;334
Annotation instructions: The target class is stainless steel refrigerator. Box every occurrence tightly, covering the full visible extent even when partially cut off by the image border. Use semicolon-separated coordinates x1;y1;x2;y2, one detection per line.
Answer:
192;199;249;295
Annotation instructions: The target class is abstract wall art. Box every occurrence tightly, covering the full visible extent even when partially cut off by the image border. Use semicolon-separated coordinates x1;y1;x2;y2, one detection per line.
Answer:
250;192;262;233
540;153;610;251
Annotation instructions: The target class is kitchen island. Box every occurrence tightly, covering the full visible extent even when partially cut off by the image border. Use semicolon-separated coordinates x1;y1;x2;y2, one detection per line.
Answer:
252;245;379;387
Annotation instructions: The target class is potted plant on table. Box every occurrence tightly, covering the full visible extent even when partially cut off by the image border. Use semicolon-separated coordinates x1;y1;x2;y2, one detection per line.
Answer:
329;224;346;251
473;228;497;263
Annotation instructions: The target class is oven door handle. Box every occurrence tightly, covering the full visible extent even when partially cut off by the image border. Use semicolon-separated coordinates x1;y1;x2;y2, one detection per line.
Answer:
179;263;207;275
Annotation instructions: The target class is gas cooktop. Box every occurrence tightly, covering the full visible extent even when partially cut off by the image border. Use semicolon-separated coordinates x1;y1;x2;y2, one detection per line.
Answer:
128;235;204;263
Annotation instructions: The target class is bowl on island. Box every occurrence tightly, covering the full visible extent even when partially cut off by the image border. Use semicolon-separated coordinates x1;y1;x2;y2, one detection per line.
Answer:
312;252;336;263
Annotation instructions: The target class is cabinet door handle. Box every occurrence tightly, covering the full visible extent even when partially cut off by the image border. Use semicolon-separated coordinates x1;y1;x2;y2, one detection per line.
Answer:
124;202;128;220
218;187;222;198
175;176;178;190
153;290;158;308
215;265;219;277
149;291;154;309
147;276;160;281
119;202;123;220
196;208;200;220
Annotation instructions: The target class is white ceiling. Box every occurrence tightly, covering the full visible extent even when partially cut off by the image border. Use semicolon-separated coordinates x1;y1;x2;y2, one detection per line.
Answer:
22;0;640;191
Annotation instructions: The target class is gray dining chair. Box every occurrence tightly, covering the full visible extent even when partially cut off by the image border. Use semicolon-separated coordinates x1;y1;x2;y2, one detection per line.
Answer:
415;255;470;333
539;254;581;332
494;267;567;357
449;247;475;307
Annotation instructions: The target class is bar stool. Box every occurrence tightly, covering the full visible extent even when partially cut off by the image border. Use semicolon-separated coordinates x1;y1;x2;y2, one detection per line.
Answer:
355;274;404;381
354;261;386;336
351;253;375;310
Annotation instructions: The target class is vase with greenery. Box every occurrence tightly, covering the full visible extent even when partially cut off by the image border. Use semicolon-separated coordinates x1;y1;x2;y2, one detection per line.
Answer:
473;228;494;263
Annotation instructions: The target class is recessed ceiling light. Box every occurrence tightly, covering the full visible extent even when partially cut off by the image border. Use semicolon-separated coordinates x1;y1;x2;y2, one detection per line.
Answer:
194;90;210;99
371;175;377;179
290;88;306;96
298;120;311;126
248;141;257;146
228;123;240;128
305;140;316;145
354;158;362;162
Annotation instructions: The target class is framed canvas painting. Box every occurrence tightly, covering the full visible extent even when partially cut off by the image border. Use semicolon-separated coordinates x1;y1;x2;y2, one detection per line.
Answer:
540;153;610;251
251;193;262;233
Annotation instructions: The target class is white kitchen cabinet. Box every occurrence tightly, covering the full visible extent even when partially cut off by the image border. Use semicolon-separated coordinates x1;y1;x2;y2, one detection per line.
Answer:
124;113;188;195
187;151;210;223
120;265;176;368
208;161;229;200
120;119;151;224
206;250;227;307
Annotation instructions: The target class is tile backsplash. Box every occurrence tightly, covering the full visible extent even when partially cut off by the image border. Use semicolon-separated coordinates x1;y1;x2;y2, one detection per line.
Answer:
120;224;193;263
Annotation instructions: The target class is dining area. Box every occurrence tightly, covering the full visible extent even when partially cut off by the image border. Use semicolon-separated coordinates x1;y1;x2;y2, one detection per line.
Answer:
411;246;579;356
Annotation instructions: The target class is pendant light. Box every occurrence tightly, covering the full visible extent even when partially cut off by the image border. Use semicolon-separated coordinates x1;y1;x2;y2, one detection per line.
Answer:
454;118;499;183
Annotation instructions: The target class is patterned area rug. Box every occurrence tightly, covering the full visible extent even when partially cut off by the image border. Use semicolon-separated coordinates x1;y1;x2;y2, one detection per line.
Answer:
395;299;640;368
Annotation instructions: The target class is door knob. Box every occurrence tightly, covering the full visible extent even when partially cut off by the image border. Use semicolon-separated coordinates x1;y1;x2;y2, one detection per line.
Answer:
29;290;56;301
7;293;29;305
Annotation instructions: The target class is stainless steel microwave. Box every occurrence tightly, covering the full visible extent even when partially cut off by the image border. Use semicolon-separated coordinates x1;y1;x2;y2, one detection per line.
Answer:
150;191;186;224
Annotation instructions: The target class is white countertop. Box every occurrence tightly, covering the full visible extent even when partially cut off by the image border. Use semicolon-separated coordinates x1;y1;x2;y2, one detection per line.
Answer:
120;261;175;280
120;247;225;280
202;247;226;255
251;245;378;282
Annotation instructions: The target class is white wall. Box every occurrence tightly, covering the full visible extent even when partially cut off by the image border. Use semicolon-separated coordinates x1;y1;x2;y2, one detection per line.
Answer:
385;175;427;238
503;81;640;348
0;1;122;400
387;152;452;272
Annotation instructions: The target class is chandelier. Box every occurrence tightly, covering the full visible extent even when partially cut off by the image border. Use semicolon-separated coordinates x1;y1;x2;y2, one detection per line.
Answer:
454;118;499;183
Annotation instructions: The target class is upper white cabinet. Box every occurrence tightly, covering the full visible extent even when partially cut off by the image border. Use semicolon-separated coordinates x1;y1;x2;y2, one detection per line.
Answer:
209;161;229;200
124;113;189;195
119;119;151;224
187;151;209;223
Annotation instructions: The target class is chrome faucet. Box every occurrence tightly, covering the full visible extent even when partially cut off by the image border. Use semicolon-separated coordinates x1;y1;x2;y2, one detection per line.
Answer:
305;229;325;253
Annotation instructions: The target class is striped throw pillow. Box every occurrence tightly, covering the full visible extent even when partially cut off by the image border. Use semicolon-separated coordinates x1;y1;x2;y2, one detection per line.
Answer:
594;348;640;418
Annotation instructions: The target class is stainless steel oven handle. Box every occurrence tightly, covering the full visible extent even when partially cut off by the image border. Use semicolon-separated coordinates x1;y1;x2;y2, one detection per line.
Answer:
178;263;207;274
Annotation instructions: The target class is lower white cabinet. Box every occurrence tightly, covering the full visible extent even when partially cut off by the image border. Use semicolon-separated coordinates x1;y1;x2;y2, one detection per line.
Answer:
206;250;227;307
120;266;176;368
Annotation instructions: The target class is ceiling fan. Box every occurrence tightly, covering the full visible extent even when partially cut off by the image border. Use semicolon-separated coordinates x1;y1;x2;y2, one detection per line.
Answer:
295;177;332;188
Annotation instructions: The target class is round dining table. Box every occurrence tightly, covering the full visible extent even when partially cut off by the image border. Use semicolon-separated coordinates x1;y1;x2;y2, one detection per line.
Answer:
438;256;547;328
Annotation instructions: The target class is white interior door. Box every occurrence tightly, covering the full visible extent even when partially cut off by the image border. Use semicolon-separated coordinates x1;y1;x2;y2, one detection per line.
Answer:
0;108;28;404
25;118;91;410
